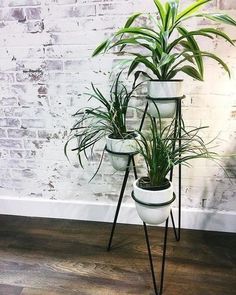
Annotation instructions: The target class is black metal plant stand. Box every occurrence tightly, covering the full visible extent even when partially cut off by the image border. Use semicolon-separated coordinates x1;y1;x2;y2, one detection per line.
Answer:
105;96;184;294
107;96;184;250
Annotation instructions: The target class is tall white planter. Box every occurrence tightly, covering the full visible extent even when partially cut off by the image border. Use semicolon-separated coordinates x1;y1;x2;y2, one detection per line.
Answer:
147;80;183;118
132;179;175;225
106;134;138;171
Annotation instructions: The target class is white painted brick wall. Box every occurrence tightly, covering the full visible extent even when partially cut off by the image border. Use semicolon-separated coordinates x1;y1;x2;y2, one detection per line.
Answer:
0;0;235;213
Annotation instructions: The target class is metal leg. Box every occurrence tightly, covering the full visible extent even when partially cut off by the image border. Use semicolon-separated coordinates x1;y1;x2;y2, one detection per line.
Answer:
107;103;148;251
170;98;182;242
139;102;148;132
107;156;132;251
132;156;138;180
143;219;169;295
160;218;169;294
143;222;159;295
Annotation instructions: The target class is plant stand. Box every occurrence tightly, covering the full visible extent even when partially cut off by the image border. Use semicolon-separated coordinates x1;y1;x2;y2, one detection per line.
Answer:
107;96;184;251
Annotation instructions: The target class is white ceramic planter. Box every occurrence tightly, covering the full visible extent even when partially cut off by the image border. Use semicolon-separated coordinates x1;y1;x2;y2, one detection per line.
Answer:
106;134;138;171
147;80;183;118
133;179;174;225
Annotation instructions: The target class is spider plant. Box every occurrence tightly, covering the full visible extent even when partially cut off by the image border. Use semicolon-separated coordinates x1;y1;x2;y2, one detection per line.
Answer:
93;0;236;81
136;113;217;188
64;72;139;174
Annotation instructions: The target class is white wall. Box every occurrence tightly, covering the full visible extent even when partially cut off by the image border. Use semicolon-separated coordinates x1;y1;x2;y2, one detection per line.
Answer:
0;0;235;231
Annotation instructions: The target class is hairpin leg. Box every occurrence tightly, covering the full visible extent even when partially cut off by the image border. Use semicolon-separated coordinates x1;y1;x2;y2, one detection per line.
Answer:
107;156;133;251
143;218;169;295
170;97;182;241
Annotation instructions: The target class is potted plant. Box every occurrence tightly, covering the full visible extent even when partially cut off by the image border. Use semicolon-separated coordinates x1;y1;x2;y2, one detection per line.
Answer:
93;0;236;118
132;113;217;225
65;72;140;174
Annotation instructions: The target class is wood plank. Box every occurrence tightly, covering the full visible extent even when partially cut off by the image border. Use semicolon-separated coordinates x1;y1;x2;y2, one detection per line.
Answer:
0;215;235;295
0;284;22;295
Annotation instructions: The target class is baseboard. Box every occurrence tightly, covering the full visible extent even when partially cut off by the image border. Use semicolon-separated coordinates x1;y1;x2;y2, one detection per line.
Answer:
0;196;235;233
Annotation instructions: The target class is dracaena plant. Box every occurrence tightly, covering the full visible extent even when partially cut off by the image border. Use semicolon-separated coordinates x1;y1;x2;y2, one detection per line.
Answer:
64;72;139;172
93;0;236;81
136;113;217;187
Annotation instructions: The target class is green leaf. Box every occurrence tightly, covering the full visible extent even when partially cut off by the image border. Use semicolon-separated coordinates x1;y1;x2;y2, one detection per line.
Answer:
164;2;172;30
198;13;236;27
92;39;109;57
116;27;160;43
200;28;235;45
182;53;195;64
124;13;142;28
128;57;140;76
134;55;161;79
169;0;179;26
110;37;156;53
119;13;142;52
176;0;212;22
178;27;204;79
168;30;213;51
201;51;231;78
159;52;175;68
179;65;204;81
153;0;166;26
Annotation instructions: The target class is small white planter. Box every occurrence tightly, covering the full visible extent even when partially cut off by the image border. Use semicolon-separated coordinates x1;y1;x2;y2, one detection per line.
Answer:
147;80;183;118
106;134;138;171
132;179;175;225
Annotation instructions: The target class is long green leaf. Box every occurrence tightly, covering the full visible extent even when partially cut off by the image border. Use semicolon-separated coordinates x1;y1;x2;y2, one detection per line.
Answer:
169;0;179;27
124;12;142;28
167;30;213;51
200;28;235;45
134;56;161;79
178;27;204;79
116;27;160;43
153;0;166;26
176;0;212;22
92;40;109;57
201;51;231;77
179;65;204;81
198;13;236;27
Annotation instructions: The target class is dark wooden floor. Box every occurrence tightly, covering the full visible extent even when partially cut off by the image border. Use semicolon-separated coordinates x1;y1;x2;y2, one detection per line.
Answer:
0;215;235;295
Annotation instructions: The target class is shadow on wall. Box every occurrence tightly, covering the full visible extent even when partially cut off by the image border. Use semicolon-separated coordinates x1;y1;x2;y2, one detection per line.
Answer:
199;142;236;230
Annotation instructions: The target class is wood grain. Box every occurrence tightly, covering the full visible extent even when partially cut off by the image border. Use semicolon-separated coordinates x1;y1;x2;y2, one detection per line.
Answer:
0;215;235;295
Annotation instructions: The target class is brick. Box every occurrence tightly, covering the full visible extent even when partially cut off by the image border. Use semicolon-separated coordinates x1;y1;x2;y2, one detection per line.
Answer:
24;139;46;149
0;169;11;178
0;97;17;106
0;128;6;137
25;7;41;20
16;70;47;83
97;3;134;16
1;8;25;21
26;20;44;33
10;149;36;159
0;149;9;159
8;0;41;6
0;72;14;82
11;168;36;178
44;60;63;71
0;178;25;189
7;129;37;138
21;119;45;128
219;0;236;10
0;139;22;148
0;118;20;127
47;4;96;18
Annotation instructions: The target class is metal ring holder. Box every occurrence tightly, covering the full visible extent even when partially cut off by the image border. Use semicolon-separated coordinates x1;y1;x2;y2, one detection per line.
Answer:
131;191;176;207
131;191;176;295
105;96;184;295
